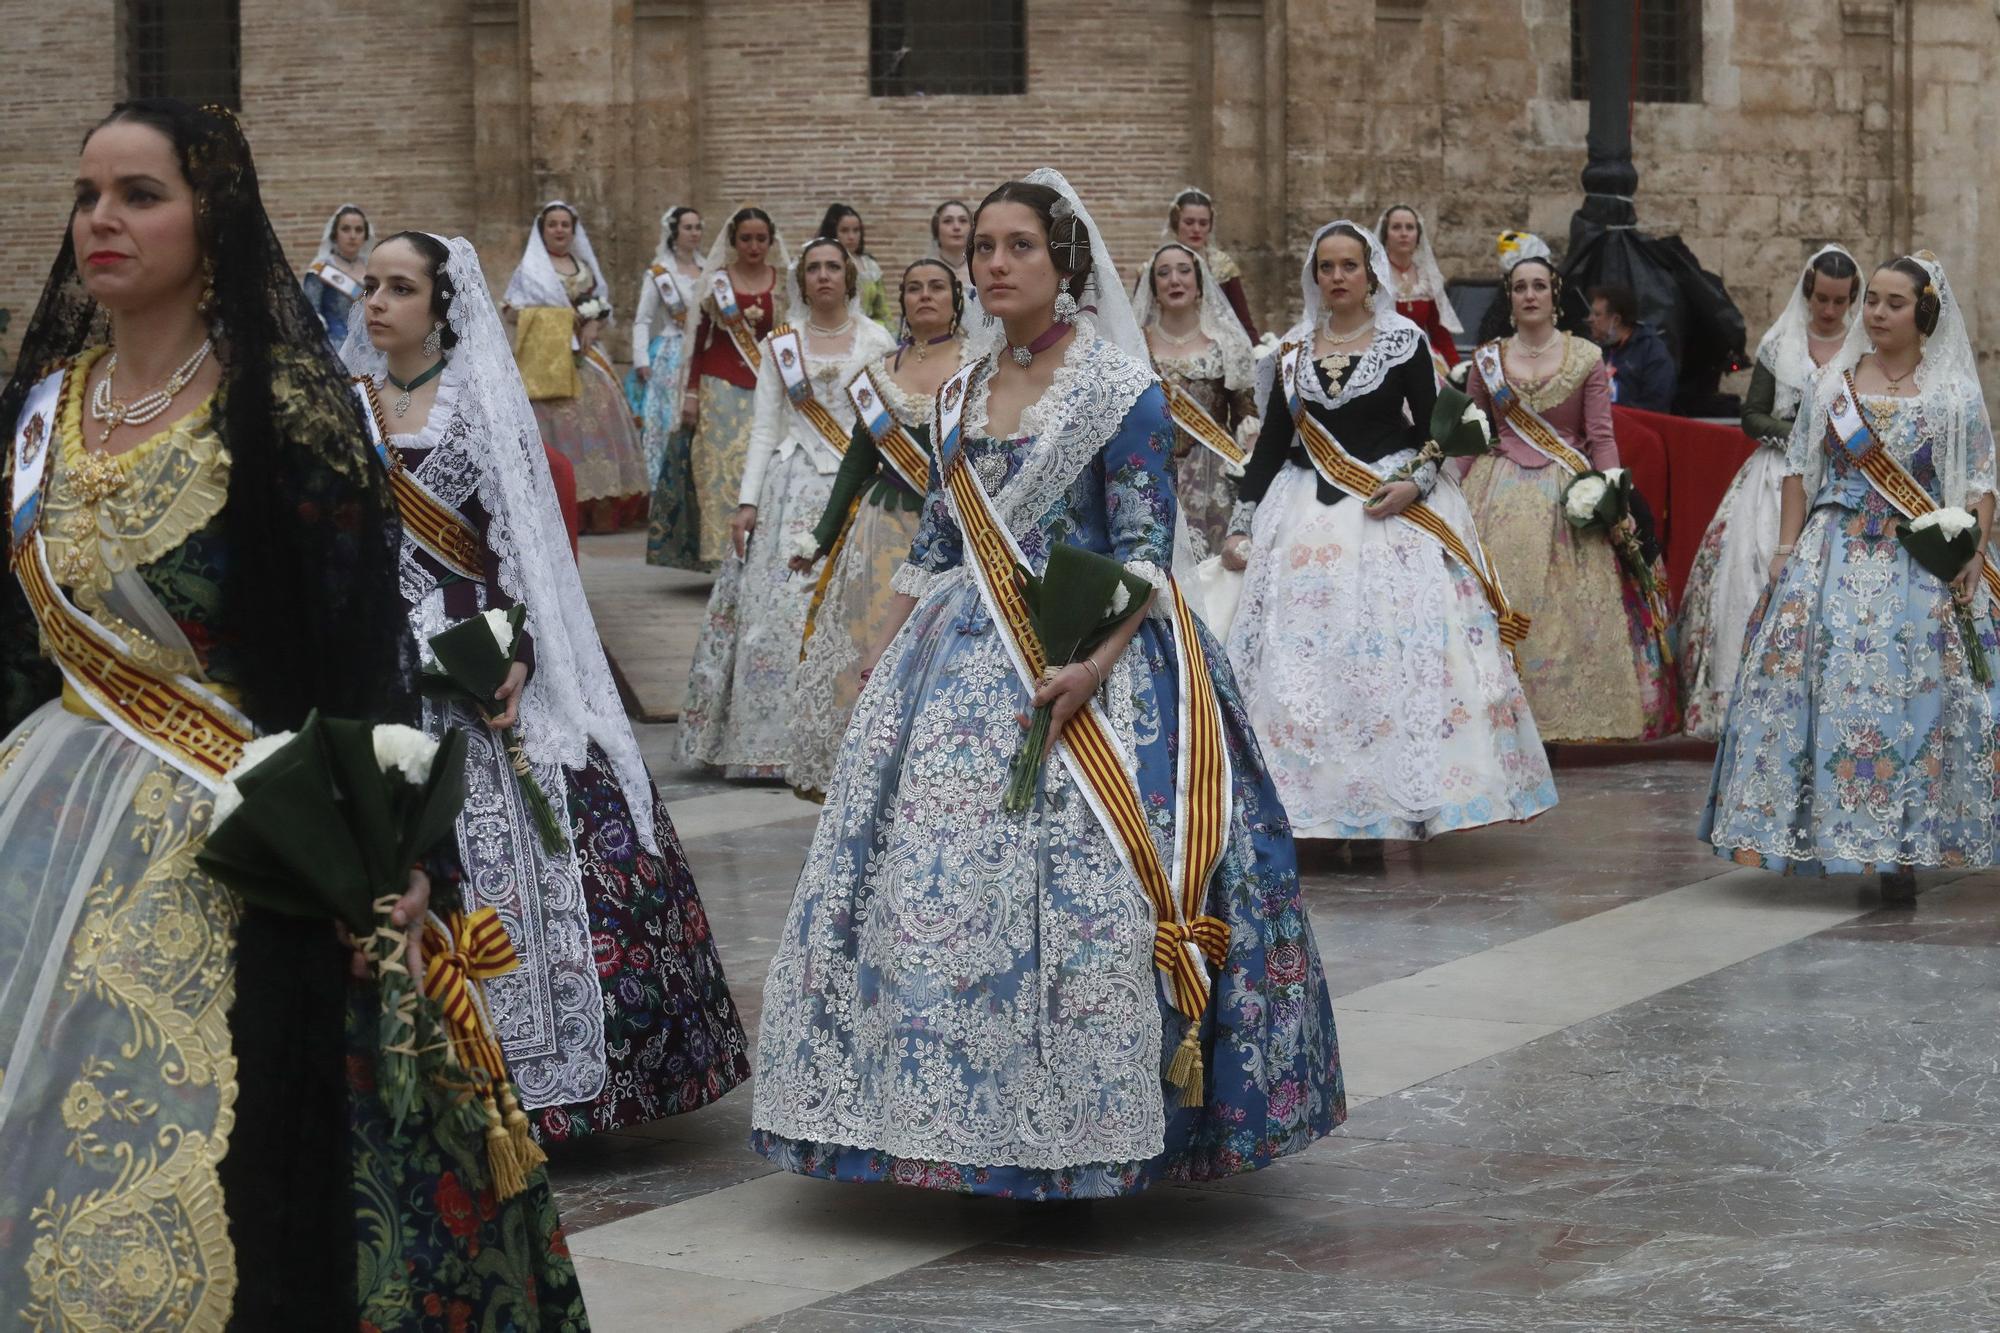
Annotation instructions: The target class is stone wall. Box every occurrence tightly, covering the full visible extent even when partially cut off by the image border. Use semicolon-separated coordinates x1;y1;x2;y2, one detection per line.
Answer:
3;0;1997;389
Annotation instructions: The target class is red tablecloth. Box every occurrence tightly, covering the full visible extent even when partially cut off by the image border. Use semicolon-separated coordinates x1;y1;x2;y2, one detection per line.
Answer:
1612;407;1760;602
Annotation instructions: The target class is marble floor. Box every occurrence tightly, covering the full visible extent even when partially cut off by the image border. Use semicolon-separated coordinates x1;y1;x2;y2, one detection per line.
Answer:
554;535;2000;1332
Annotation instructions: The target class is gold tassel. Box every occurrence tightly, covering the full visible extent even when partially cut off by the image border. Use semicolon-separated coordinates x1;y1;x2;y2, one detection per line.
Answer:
482;1086;530;1201
1166;1025;1204;1107
500;1080;548;1172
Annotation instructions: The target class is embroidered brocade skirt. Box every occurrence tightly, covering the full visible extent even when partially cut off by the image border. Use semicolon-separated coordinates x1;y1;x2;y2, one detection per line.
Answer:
1226;463;1557;840
530;354;650;511
689;379;757;567
786;497;922;798
750;569;1345;1198
640;334;706;572
0;703;586;1330
1679;444;1786;740
679;449;831;776
1459;455;1677;742
1701;493;2000;875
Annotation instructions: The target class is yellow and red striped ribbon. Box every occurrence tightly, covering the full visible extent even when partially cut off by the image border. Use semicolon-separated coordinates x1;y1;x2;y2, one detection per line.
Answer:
1164;381;1248;468
943;452;1230;1022
421;906;521;1081
1290;402;1530;649
1841;375;2000;602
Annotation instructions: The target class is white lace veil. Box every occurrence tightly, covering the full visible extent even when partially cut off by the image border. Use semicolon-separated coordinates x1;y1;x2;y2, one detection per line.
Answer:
1130;241;1255;392
650;204;687;267
343;235;662;854
1376;204;1463;334
963;167;1148;367
1258;220;1422;413
1756;243;1858;422
310;203;371;269
1798;251;1994;508
673;205;794;397
502;199;610;314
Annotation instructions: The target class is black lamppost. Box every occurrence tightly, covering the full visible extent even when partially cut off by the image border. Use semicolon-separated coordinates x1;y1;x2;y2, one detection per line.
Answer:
1562;0;1747;415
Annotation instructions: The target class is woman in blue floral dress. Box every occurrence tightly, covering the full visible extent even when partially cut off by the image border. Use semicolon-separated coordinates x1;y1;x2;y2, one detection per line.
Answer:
750;172;1343;1199
1703;253;2000;905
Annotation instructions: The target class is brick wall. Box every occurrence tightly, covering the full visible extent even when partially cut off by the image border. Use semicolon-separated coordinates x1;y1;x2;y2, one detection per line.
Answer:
686;0;1199;319
4;0;1998;390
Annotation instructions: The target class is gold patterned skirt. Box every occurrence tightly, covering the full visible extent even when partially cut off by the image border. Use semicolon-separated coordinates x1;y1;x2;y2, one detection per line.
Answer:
1459;456;1677;742
787;498;922;797
689;378;757;567
0;703;240;1329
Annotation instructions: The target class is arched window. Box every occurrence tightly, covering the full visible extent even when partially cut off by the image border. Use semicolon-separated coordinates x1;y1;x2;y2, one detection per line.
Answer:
870;0;1026;98
126;0;241;108
1571;0;1701;104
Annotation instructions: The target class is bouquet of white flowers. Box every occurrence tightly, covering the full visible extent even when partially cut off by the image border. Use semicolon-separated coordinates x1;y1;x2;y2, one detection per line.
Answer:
1899;507;1990;684
574;296;610;323
198;712;468;1132
1563;467;1661;602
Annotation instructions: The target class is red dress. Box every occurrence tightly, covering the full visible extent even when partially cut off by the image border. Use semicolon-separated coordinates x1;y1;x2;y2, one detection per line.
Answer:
1396;297;1460;368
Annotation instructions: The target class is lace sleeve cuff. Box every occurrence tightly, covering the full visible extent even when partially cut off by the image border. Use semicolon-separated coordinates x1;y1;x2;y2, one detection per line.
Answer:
1410;459;1440;498
1227;500;1258;538
891;562;934;599
1125;560;1174;622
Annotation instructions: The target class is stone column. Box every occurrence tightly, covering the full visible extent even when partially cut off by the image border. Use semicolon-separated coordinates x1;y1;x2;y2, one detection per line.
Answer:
1194;0;1274;326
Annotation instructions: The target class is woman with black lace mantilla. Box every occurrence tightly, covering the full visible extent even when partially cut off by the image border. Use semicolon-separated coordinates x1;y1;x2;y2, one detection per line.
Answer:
0;99;586;1330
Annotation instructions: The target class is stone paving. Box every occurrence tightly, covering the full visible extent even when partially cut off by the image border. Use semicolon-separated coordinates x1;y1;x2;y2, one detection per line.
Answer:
554;534;2000;1332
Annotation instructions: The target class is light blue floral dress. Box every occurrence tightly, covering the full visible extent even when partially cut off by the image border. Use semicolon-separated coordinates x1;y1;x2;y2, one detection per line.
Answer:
1702;386;2000;874
749;334;1344;1198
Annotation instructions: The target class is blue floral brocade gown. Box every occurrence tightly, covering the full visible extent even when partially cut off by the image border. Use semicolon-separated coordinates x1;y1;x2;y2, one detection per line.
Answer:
1702;390;2000;874
749;338;1344;1198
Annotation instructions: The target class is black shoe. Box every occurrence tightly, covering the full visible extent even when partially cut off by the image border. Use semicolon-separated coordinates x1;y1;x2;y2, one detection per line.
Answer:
1879;869;1918;907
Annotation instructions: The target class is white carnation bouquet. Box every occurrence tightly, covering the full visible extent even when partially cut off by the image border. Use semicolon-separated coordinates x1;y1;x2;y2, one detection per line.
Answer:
1900;506;1991;683
1562;466;1662;602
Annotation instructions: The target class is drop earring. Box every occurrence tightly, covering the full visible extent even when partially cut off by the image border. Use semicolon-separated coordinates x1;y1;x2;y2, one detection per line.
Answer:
422;322;444;359
1052;276;1079;325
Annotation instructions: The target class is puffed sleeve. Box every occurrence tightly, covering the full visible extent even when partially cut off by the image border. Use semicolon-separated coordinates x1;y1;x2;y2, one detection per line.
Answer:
631;272;663;367
1581;362;1620;470
1102;384;1176;614
736;342;786;508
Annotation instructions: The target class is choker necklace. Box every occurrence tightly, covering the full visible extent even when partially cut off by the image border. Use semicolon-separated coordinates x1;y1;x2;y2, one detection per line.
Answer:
1007;321;1070;368
807;317;854;338
1153;322;1205;348
90;337;214;443
386;357;447;417
1808;328;1846;343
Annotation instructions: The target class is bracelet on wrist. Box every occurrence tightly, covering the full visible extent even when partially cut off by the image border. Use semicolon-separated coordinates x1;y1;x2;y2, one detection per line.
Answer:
1774;543;1795;555
1082;658;1103;690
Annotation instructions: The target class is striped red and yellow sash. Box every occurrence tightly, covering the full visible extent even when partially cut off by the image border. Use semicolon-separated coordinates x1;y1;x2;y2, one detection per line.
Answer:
1833;372;2000;602
1282;346;1529;648
767;327;850;462
847;366;931;494
1474;340;1592;476
354;379;486;582
709;272;763;372
942;449;1231;1024
1162;378;1248;468
10;364;252;786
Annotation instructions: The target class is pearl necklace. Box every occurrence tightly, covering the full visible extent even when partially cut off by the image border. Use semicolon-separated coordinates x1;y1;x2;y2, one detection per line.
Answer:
1512;330;1562;359
90;338;214;443
1320;317;1375;346
1153;321;1205;348
807;317;854;338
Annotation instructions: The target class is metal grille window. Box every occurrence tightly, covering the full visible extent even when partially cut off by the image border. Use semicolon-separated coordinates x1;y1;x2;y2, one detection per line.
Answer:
870;0;1026;97
1570;0;1701;104
127;0;241;108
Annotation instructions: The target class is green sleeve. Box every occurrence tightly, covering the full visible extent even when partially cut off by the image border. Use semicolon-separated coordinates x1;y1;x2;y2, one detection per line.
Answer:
814;422;881;554
1739;361;1791;444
